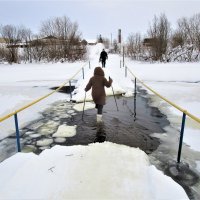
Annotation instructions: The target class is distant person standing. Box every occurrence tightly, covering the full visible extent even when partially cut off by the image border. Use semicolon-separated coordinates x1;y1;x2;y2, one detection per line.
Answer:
99;49;108;68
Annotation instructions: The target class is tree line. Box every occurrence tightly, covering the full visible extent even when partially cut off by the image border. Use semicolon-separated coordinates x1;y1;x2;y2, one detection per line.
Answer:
125;13;200;62
0;16;86;63
1;13;200;64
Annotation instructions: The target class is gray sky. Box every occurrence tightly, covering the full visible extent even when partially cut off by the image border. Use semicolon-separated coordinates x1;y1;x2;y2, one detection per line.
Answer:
1;0;200;41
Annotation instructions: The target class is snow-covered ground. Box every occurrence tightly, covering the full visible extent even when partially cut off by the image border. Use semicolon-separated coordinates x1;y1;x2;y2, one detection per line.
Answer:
0;142;188;200
0;43;199;199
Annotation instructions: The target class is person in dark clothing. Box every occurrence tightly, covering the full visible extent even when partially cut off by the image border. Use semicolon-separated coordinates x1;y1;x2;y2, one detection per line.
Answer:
99;49;108;68
85;67;113;123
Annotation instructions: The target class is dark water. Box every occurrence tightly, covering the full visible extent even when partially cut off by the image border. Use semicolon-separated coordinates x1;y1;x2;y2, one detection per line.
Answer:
164;161;200;199
0;88;167;158
51;86;75;94
63;90;168;154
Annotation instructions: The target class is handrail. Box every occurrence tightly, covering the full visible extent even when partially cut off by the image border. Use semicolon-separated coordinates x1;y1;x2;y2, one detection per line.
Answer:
125;65;200;163
0;66;83;123
127;67;200;124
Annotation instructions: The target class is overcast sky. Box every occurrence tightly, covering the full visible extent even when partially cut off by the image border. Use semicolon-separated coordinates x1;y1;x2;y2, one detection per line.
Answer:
1;0;200;41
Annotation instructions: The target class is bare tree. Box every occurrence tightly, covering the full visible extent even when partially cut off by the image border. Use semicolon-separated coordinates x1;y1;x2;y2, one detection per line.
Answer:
176;18;190;44
0;45;9;62
0;25;37;63
39;16;84;61
20;27;33;63
171;31;184;48
30;35;46;62
126;33;142;60
189;14;200;51
176;14;200;49
101;36;110;49
111;39;119;53
147;13;171;61
0;25;22;63
171;13;200;61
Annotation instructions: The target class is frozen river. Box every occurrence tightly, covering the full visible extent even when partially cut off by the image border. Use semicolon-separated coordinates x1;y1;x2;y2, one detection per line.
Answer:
0;88;200;199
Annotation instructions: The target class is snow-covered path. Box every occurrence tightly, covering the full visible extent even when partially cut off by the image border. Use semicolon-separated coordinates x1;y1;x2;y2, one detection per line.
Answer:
72;52;135;103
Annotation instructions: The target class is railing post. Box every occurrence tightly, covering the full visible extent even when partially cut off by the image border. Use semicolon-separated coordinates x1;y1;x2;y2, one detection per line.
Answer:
133;88;137;121
89;61;91;69
123;46;125;67
134;78;137;94
125;66;127;77
69;80;72;100
177;112;186;163
14;113;21;152
82;67;84;79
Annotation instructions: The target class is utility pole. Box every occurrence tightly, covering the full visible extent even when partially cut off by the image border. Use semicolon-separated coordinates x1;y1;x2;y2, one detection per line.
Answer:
118;29;121;54
111;33;112;47
123;46;125;67
118;29;121;44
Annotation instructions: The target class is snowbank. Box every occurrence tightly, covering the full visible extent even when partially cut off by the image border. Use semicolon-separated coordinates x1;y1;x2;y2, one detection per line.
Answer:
0;142;188;200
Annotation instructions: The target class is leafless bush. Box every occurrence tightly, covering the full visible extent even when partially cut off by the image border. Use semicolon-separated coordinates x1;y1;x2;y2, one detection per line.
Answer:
0;25;34;63
0;25;20;63
126;33;143;60
176;14;200;51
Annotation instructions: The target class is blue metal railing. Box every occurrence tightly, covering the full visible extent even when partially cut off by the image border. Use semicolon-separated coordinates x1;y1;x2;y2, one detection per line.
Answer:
0;62;90;153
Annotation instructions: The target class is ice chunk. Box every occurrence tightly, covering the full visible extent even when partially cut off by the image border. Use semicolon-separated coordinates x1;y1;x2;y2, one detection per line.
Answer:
25;131;34;136
22;145;37;153
54;138;66;143
53;125;77;138
58;113;70;118
36;139;53;146
73;102;95;111
29;134;41;138
67;110;75;114
38;127;55;135
38;120;59;135
122;90;134;97
39;146;51;150
29;122;43;130
53;117;60;121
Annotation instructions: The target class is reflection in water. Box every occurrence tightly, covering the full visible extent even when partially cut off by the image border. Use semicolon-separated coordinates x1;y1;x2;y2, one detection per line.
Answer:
51;85;75;94
122;91;137;121
133;91;137;121
94;122;106;143
164;160;200;199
